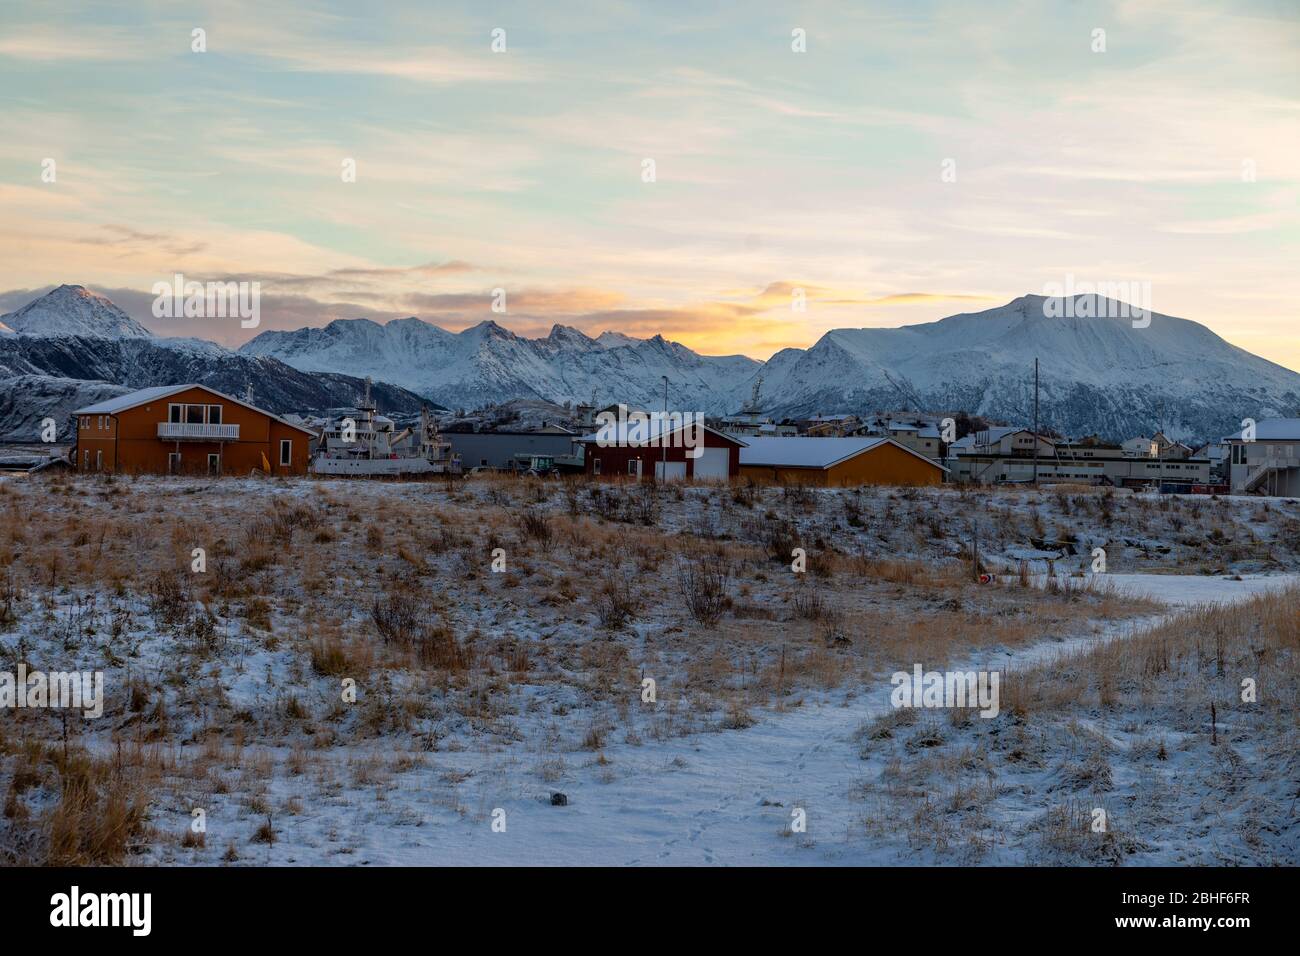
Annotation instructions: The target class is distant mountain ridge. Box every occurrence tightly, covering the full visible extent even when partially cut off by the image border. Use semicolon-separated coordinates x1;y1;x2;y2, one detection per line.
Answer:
0;287;432;441
242;295;1300;441
750;295;1300;442
240;317;760;414
4;284;1299;443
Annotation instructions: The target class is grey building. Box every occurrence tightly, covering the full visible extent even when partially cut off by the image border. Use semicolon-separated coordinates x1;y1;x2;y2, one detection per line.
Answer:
948;432;1215;487
444;430;582;471
1225;419;1300;495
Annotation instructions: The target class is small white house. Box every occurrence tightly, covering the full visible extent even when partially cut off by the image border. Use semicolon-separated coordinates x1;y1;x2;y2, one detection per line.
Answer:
1224;419;1300;496
1154;431;1194;460
1122;436;1159;458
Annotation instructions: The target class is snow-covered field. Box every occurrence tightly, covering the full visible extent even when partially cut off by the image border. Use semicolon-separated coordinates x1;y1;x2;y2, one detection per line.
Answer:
0;474;1295;865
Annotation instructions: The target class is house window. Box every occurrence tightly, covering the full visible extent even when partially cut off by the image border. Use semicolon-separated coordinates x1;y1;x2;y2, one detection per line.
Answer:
169;404;183;423
168;452;181;474
593;458;601;476
95;450;103;471
480;458;489;467
83;449;90;469
208;405;222;425
628;459;640;477
186;404;206;424
208;453;221;476
279;439;292;466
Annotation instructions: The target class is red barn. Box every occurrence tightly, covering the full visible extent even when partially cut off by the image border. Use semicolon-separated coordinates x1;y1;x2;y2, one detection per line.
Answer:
578;415;746;481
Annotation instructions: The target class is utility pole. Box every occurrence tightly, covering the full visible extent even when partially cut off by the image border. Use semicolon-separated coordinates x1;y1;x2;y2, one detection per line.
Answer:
1159;424;1170;496
1155;404;1166;495
1032;357;1039;488
661;375;668;481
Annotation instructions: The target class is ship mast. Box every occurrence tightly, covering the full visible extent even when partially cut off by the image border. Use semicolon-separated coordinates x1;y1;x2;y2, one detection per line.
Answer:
361;376;376;458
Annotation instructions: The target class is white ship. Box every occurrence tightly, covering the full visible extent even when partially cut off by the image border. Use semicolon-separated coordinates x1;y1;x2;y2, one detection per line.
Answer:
310;381;461;477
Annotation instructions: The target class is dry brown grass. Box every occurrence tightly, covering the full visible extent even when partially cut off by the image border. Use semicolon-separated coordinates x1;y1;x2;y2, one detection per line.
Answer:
855;583;1299;864
0;471;1257;864
1003;584;1300;720
0;736;155;865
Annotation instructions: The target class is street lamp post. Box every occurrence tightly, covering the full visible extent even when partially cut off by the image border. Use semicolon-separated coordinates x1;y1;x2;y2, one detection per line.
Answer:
661;375;668;480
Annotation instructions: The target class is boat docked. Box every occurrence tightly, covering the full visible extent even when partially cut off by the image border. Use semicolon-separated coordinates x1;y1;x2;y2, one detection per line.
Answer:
310;382;461;477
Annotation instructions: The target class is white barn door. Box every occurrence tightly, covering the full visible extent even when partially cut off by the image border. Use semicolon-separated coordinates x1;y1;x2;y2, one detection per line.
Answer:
693;447;729;479
655;460;687;481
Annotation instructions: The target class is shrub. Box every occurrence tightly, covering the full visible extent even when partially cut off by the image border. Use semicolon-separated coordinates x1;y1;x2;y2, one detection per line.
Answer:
679;554;730;626
596;578;637;630
519;508;552;544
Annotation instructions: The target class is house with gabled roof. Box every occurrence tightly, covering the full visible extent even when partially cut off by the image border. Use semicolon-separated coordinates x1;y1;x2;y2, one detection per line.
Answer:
739;436;947;486
72;384;316;476
577;413;746;481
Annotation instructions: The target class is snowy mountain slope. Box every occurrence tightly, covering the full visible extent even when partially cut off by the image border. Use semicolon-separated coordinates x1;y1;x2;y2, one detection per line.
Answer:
0;284;154;339
241;318;759;412
0;334;432;440
751;295;1300;442
595;330;642;349
0;375;130;443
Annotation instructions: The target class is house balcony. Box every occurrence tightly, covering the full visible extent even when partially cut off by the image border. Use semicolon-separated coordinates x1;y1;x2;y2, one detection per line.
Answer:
157;422;240;440
1242;457;1298;492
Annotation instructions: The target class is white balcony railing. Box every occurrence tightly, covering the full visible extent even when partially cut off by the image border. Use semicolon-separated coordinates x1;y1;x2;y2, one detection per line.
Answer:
157;422;240;440
1241;457;1300;491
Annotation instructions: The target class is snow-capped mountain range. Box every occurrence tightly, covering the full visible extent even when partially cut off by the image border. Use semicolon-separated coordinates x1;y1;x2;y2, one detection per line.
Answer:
0;286;428;440
239;317;759;414
753;295;1300;442
3;284;1299;443
239;295;1300;441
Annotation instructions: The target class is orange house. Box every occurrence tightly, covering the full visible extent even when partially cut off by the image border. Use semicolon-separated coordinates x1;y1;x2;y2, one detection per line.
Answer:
72;384;316;476
739;436;947;487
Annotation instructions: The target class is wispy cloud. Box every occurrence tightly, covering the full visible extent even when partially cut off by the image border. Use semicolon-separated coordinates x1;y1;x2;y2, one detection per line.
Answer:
0;0;1296;369
0;26;151;61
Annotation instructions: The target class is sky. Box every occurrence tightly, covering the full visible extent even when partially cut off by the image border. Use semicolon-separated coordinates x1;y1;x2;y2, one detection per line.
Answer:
0;0;1297;369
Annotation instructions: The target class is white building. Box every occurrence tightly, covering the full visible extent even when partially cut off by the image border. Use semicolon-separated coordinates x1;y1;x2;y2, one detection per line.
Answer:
1224;419;1300;496
1122;436;1159;458
1154;431;1194;460
880;422;945;460
718;416;797;437
949;430;1214;488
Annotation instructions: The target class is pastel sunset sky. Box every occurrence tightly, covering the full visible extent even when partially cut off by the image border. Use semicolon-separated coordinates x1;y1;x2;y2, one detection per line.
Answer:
1;0;1297;368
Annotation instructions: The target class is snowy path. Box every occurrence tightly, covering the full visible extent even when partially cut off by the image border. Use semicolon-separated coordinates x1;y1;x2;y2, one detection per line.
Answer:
976;571;1300;671
1068;571;1295;609
276;573;1298;866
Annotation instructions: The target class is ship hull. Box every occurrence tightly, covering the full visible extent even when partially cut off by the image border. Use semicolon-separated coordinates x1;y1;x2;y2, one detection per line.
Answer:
310;457;457;477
